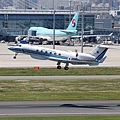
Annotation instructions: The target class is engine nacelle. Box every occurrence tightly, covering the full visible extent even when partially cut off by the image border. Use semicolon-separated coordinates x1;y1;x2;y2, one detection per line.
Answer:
77;53;95;61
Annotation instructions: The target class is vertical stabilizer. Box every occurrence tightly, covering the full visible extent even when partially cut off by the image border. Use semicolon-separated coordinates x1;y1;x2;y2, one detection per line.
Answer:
90;45;109;62
66;12;79;30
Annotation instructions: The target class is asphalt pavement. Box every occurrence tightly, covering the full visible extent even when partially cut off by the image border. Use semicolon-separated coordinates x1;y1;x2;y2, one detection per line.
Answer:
0;101;120;116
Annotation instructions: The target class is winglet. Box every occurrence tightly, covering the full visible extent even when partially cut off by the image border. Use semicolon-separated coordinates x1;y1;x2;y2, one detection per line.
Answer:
109;33;113;36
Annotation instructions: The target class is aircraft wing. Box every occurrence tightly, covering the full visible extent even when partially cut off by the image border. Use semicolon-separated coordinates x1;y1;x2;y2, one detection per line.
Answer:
48;56;68;63
72;33;113;38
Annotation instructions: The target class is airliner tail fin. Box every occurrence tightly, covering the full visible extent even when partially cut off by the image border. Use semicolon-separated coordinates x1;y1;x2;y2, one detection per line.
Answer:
66;12;79;31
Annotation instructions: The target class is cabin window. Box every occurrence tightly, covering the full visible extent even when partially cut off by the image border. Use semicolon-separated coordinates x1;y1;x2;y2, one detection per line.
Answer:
58;53;61;56
19;45;21;47
54;53;56;55
36;49;39;52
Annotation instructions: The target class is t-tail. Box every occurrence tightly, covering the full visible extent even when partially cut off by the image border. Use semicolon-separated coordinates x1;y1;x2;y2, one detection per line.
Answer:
90;45;109;65
66;12;79;31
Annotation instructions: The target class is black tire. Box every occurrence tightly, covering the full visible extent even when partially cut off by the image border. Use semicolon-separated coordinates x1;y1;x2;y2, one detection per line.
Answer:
13;56;16;59
64;66;69;70
57;66;61;69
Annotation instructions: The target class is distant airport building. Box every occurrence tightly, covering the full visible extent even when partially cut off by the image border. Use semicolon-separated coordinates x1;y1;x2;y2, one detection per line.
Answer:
0;9;119;43
0;10;95;37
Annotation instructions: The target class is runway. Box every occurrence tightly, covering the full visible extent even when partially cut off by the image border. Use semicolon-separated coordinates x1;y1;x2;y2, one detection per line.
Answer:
0;101;120;116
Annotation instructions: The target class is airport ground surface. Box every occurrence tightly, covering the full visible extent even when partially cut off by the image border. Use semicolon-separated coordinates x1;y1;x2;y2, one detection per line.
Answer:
0;43;120;68
0;43;120;116
0;101;120;116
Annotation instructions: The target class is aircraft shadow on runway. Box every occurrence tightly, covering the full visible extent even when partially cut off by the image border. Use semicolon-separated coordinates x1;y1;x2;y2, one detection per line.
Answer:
60;104;119;110
0;104;120;110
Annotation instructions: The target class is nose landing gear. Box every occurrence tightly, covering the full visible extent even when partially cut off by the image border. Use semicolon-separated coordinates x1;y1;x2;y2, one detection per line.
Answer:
13;53;18;59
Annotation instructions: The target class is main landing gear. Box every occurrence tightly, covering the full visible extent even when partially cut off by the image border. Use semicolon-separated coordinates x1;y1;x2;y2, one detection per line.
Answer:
57;62;69;70
13;53;18;59
64;63;69;70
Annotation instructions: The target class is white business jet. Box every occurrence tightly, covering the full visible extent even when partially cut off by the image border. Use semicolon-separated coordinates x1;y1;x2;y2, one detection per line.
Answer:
8;44;109;70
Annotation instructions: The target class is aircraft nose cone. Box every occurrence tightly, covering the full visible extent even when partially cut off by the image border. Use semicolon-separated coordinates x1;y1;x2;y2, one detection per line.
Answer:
8;46;12;50
8;45;17;52
8;46;14;50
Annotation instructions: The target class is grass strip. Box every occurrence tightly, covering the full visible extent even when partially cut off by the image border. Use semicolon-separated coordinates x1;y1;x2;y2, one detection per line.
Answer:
0;79;119;101
0;67;120;76
0;116;120;120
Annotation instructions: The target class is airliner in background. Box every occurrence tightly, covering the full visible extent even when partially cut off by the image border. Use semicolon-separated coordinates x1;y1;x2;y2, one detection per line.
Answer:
28;12;79;42
8;43;110;70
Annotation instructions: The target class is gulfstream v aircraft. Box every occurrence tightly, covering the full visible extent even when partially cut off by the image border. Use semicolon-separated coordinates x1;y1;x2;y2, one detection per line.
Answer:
28;12;79;41
8;44;109;70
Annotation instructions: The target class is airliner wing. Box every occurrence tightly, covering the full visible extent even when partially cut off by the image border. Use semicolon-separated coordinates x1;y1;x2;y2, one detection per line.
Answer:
72;33;113;38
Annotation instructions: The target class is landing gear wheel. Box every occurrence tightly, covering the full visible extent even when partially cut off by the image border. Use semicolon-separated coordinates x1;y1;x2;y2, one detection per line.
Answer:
13;56;16;59
13;53;18;59
64;62;69;70
57;66;61;69
64;66;69;70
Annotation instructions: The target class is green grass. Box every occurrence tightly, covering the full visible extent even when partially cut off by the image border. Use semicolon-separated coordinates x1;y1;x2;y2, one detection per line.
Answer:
0;79;120;101
0;67;119;101
0;116;120;120
0;67;120;76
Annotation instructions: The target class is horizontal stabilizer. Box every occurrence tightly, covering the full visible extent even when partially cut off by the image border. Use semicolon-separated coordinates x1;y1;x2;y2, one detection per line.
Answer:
61;30;77;34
